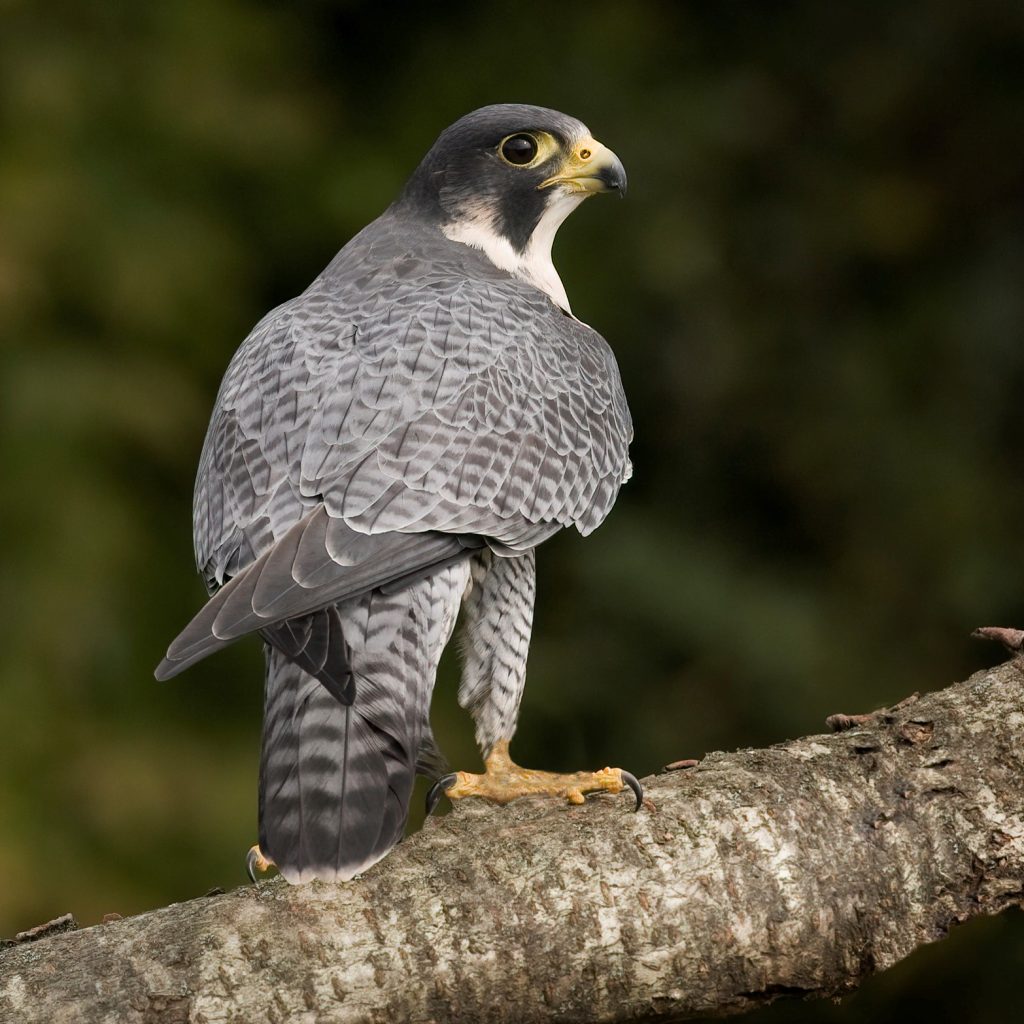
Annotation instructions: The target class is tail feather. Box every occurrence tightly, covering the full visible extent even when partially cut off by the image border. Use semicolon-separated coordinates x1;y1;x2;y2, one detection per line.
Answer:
260;650;413;882
256;560;471;883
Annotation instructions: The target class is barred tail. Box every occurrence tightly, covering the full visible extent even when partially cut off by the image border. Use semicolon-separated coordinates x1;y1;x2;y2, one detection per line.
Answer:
258;647;413;883
257;564;469;882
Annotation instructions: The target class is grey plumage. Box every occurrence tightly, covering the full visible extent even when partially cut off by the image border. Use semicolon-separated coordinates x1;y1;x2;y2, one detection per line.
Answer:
157;104;632;882
258;563;467;883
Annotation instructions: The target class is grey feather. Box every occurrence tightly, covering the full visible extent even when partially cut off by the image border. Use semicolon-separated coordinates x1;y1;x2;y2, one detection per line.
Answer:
459;549;536;753
259;563;467;882
192;214;631;596
262;608;354;705
155;507;481;680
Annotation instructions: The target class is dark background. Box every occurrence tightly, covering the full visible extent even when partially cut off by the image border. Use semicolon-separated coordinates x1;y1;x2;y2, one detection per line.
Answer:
2;1;1023;1019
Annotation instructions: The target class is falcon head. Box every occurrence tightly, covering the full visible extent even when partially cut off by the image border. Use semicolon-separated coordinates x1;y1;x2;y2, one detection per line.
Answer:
395;104;626;311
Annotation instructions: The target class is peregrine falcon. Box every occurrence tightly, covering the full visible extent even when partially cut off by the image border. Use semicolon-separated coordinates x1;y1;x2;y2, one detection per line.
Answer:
156;104;639;884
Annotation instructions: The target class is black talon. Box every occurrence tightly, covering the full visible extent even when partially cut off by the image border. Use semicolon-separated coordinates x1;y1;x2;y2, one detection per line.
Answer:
621;771;643;811
245;846;261;883
425;773;458;816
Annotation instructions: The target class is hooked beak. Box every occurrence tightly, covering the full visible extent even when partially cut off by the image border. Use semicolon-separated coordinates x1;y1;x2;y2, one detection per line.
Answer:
538;136;627;198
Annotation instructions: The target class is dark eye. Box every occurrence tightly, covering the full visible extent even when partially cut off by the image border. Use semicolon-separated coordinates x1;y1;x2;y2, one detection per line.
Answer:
500;134;538;165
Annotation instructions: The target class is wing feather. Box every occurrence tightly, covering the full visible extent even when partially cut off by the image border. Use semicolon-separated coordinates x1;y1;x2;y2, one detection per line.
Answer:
157;506;482;678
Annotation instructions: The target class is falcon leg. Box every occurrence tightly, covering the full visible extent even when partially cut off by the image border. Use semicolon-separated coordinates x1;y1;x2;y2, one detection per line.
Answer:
429;550;642;814
456;550;535;757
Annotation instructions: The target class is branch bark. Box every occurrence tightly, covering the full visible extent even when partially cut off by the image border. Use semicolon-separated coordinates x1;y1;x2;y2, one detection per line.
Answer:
3;657;1024;1023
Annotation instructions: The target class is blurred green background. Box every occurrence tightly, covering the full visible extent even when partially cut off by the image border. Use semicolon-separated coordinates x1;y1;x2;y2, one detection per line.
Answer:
2;0;1023;1018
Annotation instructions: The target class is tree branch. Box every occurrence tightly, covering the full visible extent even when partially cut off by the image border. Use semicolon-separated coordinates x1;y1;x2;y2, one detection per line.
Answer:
3;657;1024;1023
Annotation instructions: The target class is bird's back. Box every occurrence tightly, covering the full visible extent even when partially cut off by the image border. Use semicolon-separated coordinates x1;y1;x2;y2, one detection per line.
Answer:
193;210;632;595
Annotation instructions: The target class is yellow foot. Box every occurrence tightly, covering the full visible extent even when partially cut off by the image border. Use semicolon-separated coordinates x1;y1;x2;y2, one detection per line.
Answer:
246;844;276;882
426;740;642;815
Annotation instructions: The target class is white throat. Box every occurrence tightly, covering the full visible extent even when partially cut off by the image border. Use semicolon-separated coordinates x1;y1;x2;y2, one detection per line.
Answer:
442;191;585;314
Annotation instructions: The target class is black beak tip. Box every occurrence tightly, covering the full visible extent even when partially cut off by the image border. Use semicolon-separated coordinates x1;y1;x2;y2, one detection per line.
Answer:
600;160;628;198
